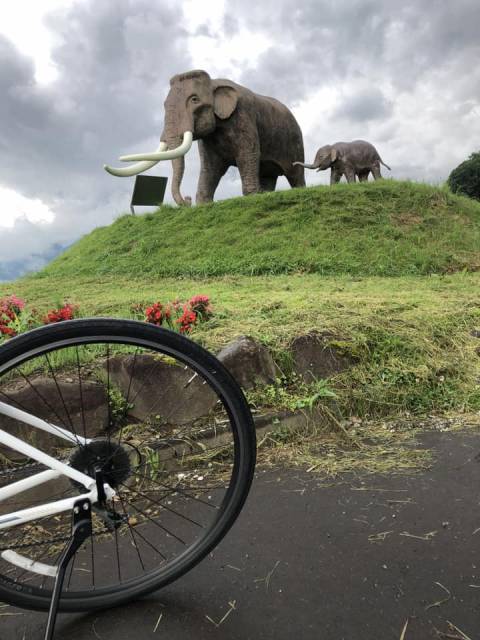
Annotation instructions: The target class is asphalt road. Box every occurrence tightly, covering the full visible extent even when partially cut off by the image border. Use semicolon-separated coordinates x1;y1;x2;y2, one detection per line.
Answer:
4;428;480;640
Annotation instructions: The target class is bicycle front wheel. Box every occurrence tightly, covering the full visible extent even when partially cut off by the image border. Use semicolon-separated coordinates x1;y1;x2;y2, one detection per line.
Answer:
0;319;256;612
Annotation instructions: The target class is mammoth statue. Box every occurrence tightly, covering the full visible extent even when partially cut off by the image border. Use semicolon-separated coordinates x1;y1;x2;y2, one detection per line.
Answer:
293;140;391;184
105;70;305;205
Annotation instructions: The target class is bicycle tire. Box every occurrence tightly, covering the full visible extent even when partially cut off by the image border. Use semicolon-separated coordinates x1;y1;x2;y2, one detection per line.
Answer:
0;319;256;612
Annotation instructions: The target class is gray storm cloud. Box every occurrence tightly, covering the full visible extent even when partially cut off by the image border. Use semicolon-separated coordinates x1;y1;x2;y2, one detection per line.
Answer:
1;0;480;280
0;0;194;280
333;88;393;124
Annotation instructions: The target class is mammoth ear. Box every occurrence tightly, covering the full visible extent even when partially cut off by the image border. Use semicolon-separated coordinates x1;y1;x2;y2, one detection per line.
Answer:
330;147;338;162
213;86;238;119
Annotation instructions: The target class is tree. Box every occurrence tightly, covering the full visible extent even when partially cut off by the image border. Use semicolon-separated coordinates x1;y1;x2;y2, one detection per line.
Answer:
448;152;480;200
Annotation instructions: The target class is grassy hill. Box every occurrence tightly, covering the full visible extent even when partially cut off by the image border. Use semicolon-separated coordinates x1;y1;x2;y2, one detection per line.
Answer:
36;181;480;279
3;180;480;430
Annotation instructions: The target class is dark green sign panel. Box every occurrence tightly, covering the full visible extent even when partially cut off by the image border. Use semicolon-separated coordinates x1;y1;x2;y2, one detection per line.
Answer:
130;175;168;214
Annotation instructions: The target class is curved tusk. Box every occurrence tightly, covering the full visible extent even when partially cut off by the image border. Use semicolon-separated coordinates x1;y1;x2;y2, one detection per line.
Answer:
119;131;193;162
103;142;167;177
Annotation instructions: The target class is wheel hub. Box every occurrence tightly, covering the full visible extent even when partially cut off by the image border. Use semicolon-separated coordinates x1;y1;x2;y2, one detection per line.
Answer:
69;440;131;490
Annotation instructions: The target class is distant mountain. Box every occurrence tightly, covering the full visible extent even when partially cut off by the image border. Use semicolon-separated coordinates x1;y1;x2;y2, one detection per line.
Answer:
0;262;23;282
0;243;68;282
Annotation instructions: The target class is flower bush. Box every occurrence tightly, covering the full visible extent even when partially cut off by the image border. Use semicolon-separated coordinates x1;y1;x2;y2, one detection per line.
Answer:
0;296;80;343
144;295;213;333
0;293;212;344
44;303;78;324
145;302;171;326
188;295;212;321
176;305;197;333
0;295;26;338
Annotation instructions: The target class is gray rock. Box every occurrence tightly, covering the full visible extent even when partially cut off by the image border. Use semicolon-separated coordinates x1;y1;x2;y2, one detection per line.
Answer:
217;336;277;389
108;354;217;424
290;332;354;382
0;377;108;460
471;329;480;338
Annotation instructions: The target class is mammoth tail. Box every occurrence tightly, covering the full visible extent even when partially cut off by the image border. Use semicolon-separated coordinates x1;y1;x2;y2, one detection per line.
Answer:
379;157;391;171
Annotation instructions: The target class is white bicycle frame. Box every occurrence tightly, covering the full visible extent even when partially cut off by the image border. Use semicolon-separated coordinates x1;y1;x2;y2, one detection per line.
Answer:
0;400;115;531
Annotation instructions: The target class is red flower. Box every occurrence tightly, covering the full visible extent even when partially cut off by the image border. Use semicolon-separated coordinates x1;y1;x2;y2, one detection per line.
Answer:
141;295;212;334
0;294;26;338
176;305;197;333
0;325;16;337
188;295;212;320
6;295;25;314
145;302;163;326
44;303;77;324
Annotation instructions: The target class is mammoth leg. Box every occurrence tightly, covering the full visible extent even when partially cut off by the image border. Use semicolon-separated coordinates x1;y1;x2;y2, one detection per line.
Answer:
371;164;382;180
237;146;261;195
344;167;356;184
259;176;278;191
196;143;229;203
330;167;342;185
357;170;369;182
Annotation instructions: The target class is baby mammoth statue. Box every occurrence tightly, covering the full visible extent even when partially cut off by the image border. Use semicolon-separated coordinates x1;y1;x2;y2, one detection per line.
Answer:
294;140;391;184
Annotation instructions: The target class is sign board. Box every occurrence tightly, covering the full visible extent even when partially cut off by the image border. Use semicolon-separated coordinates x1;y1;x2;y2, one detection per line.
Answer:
130;175;168;214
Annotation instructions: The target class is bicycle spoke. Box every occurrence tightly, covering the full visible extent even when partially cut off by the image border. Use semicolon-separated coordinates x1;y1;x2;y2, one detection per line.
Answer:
44;353;75;433
110;498;122;584
106;345;112;439
120;482;205;529
0;387;83;448
117;493;146;572
124;522;167;561
75;347;87;442
17;367;85;451
130;471;222;508
129;357;165;408
117;347;139;451
122;498;187;546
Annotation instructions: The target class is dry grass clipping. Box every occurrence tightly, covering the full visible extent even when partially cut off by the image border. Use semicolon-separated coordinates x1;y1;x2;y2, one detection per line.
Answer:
257;412;480;479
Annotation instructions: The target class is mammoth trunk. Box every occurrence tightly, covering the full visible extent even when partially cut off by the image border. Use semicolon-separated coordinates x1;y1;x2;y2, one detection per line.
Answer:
294;160;320;170
167;135;191;206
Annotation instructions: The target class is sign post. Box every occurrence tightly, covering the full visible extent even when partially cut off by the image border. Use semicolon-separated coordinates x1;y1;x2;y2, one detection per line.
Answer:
130;175;168;214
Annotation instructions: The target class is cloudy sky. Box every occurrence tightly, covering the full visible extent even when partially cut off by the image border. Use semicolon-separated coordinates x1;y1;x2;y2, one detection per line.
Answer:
1;0;479;280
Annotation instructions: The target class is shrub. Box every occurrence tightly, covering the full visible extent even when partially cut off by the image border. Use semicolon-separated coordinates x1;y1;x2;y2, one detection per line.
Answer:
447;151;480;200
145;301;169;326
0;294;212;344
188;295;212;320
0;297;81;343
0;295;26;337
44;303;78;324
144;295;212;333
176;305;197;333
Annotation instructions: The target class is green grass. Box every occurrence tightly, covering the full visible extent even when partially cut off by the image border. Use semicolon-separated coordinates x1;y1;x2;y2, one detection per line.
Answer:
34;181;480;279
3;272;480;419
2;180;480;423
